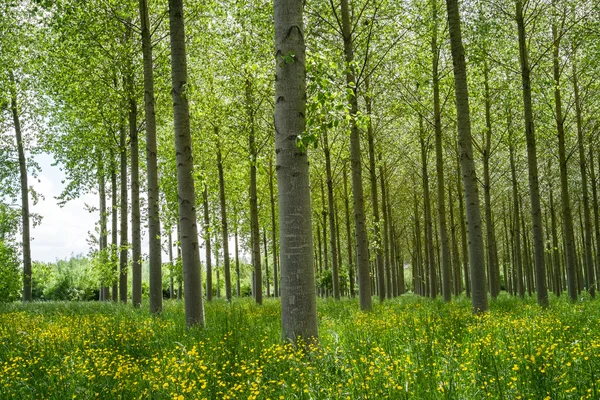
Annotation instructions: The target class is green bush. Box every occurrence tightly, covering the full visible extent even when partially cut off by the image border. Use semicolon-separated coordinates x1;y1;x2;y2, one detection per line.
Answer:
0;241;21;302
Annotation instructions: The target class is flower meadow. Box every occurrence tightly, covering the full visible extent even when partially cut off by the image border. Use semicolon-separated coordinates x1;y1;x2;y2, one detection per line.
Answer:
1;295;599;399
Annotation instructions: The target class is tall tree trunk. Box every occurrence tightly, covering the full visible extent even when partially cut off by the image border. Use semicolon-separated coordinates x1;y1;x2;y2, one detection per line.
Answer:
414;187;424;295
111;153;118;302
515;0;548;307
169;0;204;327
246;78;262;306
320;180;329;275
549;188;562;296
380;164;392;298
431;0;451;302
98;153;109;300
235;210;241;297
508;114;524;298
343;163;355;297
203;185;212;301
365;79;385;301
129;88;142;308
274;0;318;342
139;0;163;313
456;152;470;297
216;137;232;301
420;133;436;299
482;58;499;299
269;158;279;297
340;0;371;311
589;149;600;293
10;72;32;302
168;229;174;299
449;184;461;296
324;130;340;299
445;0;488;312
119;120;128;304
263;229;270;297
573;54;595;298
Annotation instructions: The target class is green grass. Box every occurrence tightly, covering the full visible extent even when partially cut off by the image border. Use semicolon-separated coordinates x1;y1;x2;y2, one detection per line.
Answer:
0;294;599;399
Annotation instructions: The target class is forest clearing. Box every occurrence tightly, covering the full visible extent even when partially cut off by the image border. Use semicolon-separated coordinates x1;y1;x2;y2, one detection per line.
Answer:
1;296;599;399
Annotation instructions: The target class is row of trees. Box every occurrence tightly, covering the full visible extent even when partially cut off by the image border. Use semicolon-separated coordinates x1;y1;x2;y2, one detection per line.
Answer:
2;0;600;340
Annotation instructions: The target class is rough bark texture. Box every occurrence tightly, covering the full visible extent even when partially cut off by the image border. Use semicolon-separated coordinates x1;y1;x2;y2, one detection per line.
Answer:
445;0;488;313
169;0;204;327
216;138;232;301
139;0;163;313
10;72;32;302
275;0;319;343
515;0;548;306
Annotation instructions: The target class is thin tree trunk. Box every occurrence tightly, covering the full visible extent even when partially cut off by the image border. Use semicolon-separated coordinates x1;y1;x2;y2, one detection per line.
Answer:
263;229;270;297
216;137;232;301
247;77;262;306
456;152;470;297
549;188;562;296
119;120;128;304
320;180;329;275
449;183;461;296
269;158;279;297
203;185;212;301
275;0;318;342
340;0;371;310
111;152;118;302
515;0;548;307
589;149;600;293
446;0;488;312
140;0;163;313
234;208;241;297
168;229;174;299
420;132;436;299
129;86;142;308
98;153;109;300
380;164;392;298
343;163;355;297
169;0;204;326
324;130;340;299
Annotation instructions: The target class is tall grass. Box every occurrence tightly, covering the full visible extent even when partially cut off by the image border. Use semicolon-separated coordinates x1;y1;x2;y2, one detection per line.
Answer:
0;294;598;399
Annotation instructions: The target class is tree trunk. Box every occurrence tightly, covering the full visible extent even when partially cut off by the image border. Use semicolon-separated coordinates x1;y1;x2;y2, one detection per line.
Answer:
98;153;109;300
9;72;32;302
449;184;461;296
340;0;371;311
515;0;548;307
324;130;340;299
129;89;141;308
274;0;318;342
119;120;128;304
573;54;594;298
420;133;436;299
234;208;241;297
589;149;600;293
203;185;212;301
139;0;163;313
380;164;392;298
431;0;451;302
320;180;329;276
169;0;204;327
111;153;118;302
263;229;270;297
216;137;232;301
456;153;470;297
343;163;355;297
414;188;424;295
445;0;488;312
246;77;262;306
482;58;499;299
549;188;562;295
168;229;174;299
269;158;279;297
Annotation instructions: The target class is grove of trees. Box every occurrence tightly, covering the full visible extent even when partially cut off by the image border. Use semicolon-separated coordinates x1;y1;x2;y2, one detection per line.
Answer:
2;0;600;341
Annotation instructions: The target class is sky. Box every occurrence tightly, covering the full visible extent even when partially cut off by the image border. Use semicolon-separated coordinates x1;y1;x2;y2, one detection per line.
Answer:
29;153;98;262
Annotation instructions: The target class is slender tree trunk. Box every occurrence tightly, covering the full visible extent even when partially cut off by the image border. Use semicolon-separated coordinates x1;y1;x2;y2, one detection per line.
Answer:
508;113;524;298
320;181;329;275
246;78;262;305
129;88;142;308
234;208;241;297
573;55;595;297
515;0;548;307
414;188;424;295
274;0;318;342
203;185;212;301
340;0;371;310
269;158;279;297
380;164;392;298
431;0;451;302
324;130;340;299
119;120;128;304
343;163;355;297
335;205;343;296
446;0;487;312
168;229;174;299
589;149;600;293
216;137;232;301
263;229;270;297
10;72;32;302
456;153;469;297
482;59;499;299
420;133;436;299
449;184;461;295
169;0;204;326
98;153;109;300
111;153;118;302
549;188;562;295
140;0;163;313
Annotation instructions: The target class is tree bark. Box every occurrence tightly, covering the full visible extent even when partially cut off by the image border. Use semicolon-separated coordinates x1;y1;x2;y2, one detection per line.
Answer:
111;152;118;302
515;0;548;306
169;0;204;327
324;130;340;299
380;164;392;297
445;0;488;312
139;0;163;313
9;72;32;302
202;185;212;301
340;0;371;311
129;86;141;308
456;152;469;297
274;0;319;342
98;152;109;300
216;137;232;301
343;163;355;297
589;149;600;293
420;133;436;299
119;120;128;304
269;158;279;297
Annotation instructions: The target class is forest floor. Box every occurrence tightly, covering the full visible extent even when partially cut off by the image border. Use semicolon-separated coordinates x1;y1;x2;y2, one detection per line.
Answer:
0;294;599;399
